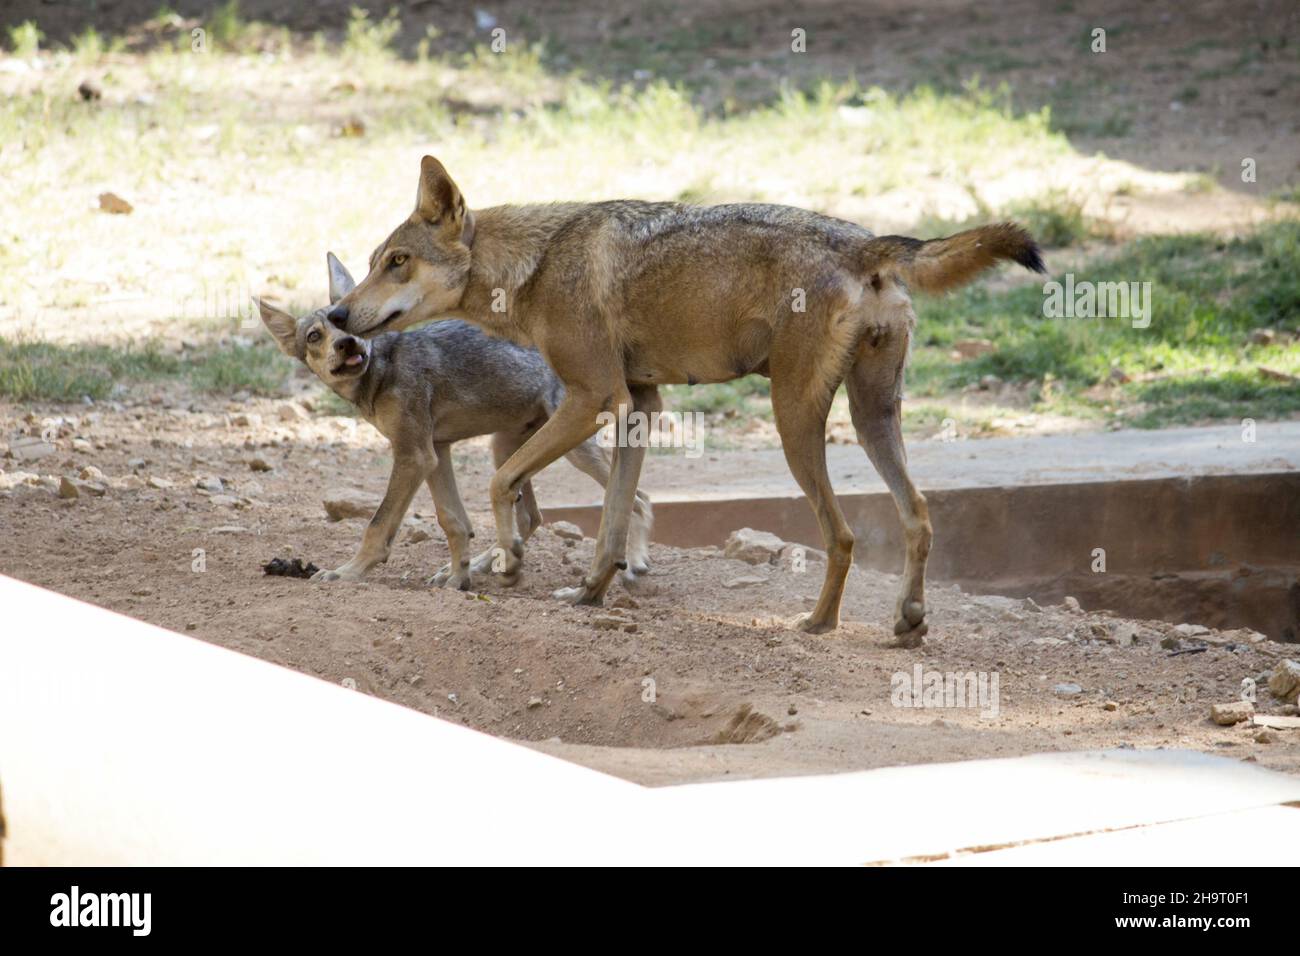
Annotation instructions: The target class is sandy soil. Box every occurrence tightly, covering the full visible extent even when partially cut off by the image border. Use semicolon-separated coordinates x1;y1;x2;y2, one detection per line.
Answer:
4;396;1297;785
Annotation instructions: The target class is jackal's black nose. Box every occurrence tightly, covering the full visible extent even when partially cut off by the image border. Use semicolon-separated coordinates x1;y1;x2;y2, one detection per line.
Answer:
326;303;350;329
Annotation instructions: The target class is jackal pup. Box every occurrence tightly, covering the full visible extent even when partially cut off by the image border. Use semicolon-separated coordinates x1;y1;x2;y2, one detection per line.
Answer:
257;253;652;589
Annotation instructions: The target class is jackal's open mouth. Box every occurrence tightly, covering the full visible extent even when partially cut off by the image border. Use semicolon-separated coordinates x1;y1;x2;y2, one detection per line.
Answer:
330;352;367;376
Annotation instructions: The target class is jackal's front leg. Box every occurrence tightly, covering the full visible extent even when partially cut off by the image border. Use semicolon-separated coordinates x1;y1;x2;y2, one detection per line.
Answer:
553;384;660;607
314;451;428;583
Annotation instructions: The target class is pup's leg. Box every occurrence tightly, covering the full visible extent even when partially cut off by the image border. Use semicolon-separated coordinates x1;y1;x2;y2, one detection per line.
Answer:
424;441;477;591
554;384;659;604
488;381;622;586
847;337;931;647
315;444;429;583
562;434;654;578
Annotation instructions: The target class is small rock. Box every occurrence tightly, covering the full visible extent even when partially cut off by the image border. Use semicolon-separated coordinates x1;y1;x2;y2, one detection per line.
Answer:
1255;729;1277;744
323;492;381;521
127;458;146;470
1209;701;1254;726
787;703;798;716
209;494;241;508
79;465;104;481
1063;596;1081;612
1160;634;1181;650
549;521;584;542
592;614;636;633
724;527;786;565
1103;700;1119;712
1022;597;1043;613
1253;714;1300;730
1174;623;1211;638
10;436;56;461
526;696;544;710
98;191;133;214
58;476;79;499
277;403;307;422
232;413;262;428
0;470;39;491
210;525;249;534
72;437;93;452
1267;659;1300;704
195;475;224;493
723;575;767;589
1247;328;1276;346
405;523;434;544
1052;682;1083;696
977;374;1002;390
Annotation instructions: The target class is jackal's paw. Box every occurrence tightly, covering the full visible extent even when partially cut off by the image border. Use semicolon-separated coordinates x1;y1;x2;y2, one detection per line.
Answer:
495;567;523;588
887;621;928;648
889;601;928;647
552;584;604;607
792;611;838;635
313;567;362;583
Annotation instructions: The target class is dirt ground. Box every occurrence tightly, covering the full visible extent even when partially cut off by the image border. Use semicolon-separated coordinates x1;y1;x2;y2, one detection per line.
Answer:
4;396;1297;785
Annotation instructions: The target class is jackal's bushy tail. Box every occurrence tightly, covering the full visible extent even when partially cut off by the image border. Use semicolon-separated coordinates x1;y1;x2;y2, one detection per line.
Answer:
865;222;1046;294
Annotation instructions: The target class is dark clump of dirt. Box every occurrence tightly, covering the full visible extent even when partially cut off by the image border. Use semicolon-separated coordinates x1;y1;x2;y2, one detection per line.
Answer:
263;557;319;579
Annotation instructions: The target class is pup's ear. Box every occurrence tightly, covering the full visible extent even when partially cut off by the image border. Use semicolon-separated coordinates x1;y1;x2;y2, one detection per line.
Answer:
254;298;299;356
326;252;355;304
414;155;469;236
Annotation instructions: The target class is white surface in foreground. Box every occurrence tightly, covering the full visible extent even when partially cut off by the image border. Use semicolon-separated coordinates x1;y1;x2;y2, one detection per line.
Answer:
3;574;1299;866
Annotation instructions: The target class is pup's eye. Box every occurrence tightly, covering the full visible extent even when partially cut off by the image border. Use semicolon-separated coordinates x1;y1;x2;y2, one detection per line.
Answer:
390;253;408;268
306;329;322;344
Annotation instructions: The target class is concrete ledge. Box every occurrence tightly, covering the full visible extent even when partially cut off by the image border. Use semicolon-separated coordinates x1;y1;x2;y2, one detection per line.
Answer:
546;472;1300;640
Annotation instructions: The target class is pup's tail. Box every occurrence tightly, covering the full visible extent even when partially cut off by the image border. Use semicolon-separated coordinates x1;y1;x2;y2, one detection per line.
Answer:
863;222;1046;294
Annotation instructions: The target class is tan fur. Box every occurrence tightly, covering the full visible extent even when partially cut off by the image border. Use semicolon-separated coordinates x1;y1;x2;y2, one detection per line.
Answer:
330;157;1045;634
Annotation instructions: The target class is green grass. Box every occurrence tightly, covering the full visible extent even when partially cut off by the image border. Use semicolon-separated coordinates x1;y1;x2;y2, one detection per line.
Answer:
6;20;43;56
908;220;1300;427
0;337;293;401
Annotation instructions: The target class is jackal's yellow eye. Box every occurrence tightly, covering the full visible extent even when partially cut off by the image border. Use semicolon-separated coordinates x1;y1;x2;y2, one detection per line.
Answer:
390;253;408;268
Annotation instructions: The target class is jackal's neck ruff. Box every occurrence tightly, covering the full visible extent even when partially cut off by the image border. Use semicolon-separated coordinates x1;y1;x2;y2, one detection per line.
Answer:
453;203;586;347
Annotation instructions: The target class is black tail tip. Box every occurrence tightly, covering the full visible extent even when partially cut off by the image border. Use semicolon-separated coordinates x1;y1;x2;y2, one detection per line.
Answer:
1015;240;1048;275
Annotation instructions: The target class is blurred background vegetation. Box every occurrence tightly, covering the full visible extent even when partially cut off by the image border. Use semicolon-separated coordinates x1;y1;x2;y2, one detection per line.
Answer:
0;0;1296;442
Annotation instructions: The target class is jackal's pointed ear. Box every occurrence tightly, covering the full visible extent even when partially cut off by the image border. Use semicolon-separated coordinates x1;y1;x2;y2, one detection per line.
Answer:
254;298;299;357
414;155;469;234
326;252;355;304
